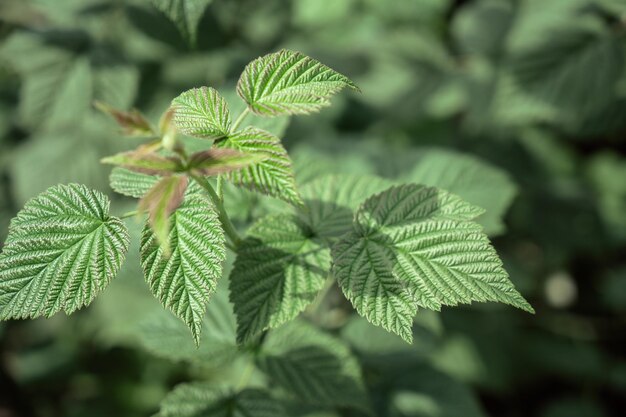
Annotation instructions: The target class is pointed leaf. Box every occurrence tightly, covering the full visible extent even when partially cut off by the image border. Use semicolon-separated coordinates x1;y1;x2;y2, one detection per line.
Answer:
390;220;533;313
138;280;237;364
230;214;330;344
216;127;302;205
259;320;369;411
156;384;287;417
0;33;138;131
355;183;485;231
332;232;416;343
404;150;517;236
109;167;160;198
172;87;231;139
139;175;189;253
510;25;623;119
0;184;129;319
94;101;155;137
150;0;213;44
140;194;225;345
101;151;181;175
332;184;533;343
187;148;266;176
237;49;359;116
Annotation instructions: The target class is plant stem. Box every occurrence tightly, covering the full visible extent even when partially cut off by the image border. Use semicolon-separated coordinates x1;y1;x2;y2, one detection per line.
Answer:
216;175;223;199
231;108;250;132
119;210;140;219
235;360;256;391
191;174;242;248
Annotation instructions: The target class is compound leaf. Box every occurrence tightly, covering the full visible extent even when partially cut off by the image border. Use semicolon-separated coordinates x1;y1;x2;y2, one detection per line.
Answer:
332;184;533;343
140;194;225;345
0;184;129;319
237;49;358;116
258;320;369;411
230;214;330;344
217;127;302;205
172;87;231;139
156;384;287;417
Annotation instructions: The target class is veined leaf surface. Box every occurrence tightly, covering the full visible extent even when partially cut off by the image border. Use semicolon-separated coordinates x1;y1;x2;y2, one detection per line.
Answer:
230;214;330;344
172;86;231;139
140;194;225;345
332;184;533;343
237;49;358;116
0;184;129;319
216;127;301;205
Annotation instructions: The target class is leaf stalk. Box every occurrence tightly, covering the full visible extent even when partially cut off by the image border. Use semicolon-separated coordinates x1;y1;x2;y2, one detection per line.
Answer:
231;108;250;132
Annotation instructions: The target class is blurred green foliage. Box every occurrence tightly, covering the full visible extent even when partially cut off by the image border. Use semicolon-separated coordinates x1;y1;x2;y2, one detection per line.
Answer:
0;0;625;416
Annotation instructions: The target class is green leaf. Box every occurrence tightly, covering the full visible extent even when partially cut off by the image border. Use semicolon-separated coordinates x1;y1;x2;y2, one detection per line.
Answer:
150;0;213;44
140;194;225;345
109;167;160;199
94;101;155;137
187;148;266;176
510;23;624;119
332;184;533;343
138;279;237;364
156;384;287;417
0;184;129;319
101;151;181;175
451;0;513;58
172;87;231;139
0;33;138;131
300;174;394;239
333;233;416;343
139;175;189;253
9;126;111;205
258;320;369;411
216;127;302;205
237;49;358;116
222;89;292;137
109;168;206;199
404;150;517;236
230;214;330;344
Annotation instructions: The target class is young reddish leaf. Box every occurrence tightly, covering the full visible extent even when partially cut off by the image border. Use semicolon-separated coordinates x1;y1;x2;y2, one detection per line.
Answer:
187;148;267;176
159;108;178;151
101;151;182;175
139;175;189;254
95;101;155;137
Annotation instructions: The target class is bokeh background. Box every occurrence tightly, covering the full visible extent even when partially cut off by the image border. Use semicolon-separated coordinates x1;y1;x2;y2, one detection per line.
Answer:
0;0;625;416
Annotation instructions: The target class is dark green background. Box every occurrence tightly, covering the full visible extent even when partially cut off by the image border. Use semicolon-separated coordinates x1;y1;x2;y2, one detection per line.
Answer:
0;0;625;416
